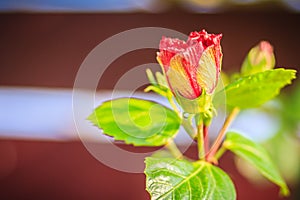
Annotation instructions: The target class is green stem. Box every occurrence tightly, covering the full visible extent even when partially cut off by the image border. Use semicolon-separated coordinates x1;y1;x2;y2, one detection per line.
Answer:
167;95;181;116
182;116;197;139
214;145;227;161
197;117;205;160
206;107;240;163
165;139;183;159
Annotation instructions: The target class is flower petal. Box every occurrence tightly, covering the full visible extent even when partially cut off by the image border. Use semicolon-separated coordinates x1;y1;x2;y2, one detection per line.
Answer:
196;46;221;94
188;30;222;50
188;30;222;72
181;43;203;97
167;55;200;99
156;51;175;73
160;36;188;53
181;42;204;69
158;37;188;69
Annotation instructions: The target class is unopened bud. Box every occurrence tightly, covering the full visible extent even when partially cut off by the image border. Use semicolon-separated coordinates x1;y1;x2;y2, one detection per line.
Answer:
241;41;275;76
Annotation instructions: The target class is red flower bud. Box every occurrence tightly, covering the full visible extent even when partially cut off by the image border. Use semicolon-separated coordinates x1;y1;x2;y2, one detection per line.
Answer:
157;30;223;100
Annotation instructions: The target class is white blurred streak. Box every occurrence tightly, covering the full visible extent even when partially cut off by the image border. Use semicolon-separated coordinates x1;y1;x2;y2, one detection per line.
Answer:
230;107;280;142
283;0;300;12
0;87;194;143
0;86;281;143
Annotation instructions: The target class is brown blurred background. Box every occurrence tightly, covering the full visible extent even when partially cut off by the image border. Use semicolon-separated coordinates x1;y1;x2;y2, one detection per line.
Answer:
0;13;300;89
0;0;300;199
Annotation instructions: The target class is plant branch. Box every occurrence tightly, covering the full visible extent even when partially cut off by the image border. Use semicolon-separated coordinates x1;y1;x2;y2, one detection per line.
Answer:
214;146;227;161
165;139;183;159
167;95;181;116
197;118;205;160
182;116;197;139
203;125;209;154
206;107;240;163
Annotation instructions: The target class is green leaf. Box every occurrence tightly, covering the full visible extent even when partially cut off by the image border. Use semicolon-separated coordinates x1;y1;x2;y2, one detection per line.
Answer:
145;157;236;200
281;80;300;132
224;132;290;196
223;68;296;109
87;98;181;146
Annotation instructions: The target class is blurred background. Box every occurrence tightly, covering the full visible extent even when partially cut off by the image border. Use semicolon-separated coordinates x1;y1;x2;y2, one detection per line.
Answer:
0;0;300;199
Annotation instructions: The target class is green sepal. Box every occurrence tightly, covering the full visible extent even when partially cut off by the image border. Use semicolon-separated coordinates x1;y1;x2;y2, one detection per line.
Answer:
146;68;157;85
145;68;173;99
175;90;212;114
144;85;172;98
155;71;169;88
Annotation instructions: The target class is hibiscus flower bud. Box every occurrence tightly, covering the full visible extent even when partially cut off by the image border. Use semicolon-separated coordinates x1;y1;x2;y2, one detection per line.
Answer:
156;30;222;113
241;41;275;76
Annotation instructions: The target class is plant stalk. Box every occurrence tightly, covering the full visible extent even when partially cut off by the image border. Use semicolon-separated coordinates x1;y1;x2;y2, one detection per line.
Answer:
182;117;197;139
214;146;227;161
203;125;209;154
206;107;240;162
167;95;181;116
166;139;183;159
197;118;205;160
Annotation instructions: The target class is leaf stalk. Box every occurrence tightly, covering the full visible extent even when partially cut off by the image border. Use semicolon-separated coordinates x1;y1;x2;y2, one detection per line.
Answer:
206;107;240;163
165;139;183;159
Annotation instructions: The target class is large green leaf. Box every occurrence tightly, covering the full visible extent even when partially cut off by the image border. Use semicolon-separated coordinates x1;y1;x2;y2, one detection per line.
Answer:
87;98;181;146
145;157;236;200
224;132;290;196
223;68;296;109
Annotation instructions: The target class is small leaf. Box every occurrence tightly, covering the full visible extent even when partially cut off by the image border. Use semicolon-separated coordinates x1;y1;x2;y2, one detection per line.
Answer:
88;98;181;146
224;132;290;196
145;157;236;200
223;68;296;109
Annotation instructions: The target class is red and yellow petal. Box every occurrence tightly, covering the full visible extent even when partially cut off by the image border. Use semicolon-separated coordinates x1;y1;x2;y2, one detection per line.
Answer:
167;55;201;99
196;46;221;94
158;36;188;68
